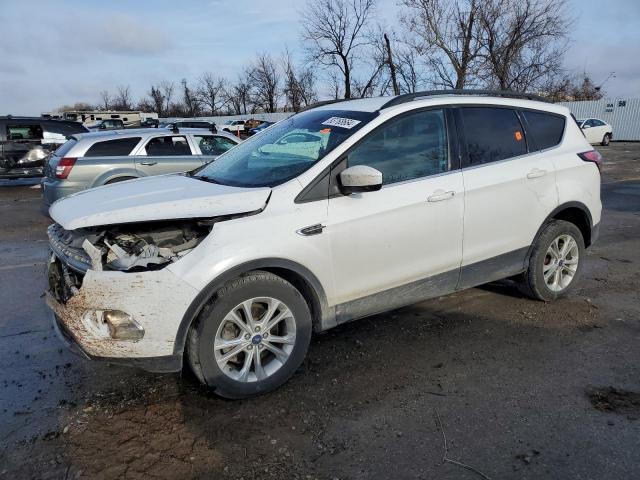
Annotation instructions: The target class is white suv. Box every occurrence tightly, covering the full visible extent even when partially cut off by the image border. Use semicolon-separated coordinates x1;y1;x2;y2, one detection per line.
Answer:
46;91;602;398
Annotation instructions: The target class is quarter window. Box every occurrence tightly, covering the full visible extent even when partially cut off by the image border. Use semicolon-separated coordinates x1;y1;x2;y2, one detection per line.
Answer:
194;135;236;156
521;110;565;150
348;109;449;185
461;107;527;165
84;137;141;157
145;136;191;156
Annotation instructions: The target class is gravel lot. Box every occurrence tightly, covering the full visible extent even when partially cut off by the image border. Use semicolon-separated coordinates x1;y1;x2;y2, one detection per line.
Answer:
1;143;639;479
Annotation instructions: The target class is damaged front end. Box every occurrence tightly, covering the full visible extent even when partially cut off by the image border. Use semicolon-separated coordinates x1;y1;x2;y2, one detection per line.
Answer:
48;220;213;276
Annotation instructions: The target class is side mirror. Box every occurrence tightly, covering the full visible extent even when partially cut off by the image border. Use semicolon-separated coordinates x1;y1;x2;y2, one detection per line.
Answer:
99;124;106;130
339;165;383;194
582;124;590;129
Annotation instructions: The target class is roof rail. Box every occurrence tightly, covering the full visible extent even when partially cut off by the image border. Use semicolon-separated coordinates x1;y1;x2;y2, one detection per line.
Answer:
298;98;346;113
379;89;551;110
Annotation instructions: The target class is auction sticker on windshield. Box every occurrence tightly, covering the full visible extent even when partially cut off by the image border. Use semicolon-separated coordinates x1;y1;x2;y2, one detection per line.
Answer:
322;117;362;129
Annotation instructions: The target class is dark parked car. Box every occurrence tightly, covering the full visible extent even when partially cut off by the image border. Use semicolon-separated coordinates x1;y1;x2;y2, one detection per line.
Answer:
87;119;125;131
0;116;88;179
249;121;275;136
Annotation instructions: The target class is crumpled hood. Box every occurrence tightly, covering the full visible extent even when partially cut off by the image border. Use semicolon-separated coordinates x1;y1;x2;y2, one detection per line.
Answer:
49;174;271;230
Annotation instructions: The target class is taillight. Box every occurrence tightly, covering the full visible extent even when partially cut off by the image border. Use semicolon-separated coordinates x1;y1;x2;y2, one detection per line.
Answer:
578;150;602;173
55;157;77;179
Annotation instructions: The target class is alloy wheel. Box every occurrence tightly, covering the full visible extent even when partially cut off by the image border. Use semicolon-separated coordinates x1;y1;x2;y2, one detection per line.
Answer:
543;234;580;292
214;297;296;382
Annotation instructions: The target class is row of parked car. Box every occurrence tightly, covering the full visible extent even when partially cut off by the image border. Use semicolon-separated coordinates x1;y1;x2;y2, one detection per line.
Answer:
0;115;276;189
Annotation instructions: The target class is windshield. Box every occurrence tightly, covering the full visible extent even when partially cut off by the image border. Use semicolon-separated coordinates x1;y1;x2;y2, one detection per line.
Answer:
194;109;377;187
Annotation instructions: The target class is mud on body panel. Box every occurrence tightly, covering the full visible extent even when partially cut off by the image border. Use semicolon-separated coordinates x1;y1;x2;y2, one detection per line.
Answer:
47;268;199;358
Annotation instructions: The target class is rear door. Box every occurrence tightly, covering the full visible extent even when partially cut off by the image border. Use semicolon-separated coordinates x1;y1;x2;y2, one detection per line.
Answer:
456;106;558;288
582;119;600;144
135;134;204;176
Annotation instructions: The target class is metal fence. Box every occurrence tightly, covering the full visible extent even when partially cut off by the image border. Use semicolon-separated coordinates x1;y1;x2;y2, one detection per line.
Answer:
559;98;640;141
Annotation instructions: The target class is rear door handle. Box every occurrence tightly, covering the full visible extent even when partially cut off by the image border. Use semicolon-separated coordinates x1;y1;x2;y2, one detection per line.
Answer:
427;190;455;202
140;161;157;166
526;168;547;179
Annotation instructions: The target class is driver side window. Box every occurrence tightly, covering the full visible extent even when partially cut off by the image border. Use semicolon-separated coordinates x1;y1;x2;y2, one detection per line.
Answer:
348;109;449;185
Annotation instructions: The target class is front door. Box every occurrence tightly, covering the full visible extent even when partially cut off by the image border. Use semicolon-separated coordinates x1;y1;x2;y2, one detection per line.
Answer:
327;108;464;321
135;135;204;176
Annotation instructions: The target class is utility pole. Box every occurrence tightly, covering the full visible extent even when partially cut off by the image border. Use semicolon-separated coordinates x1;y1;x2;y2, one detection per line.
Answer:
384;33;400;96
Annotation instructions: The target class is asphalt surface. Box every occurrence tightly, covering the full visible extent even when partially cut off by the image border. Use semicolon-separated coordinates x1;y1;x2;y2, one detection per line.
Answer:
1;144;639;479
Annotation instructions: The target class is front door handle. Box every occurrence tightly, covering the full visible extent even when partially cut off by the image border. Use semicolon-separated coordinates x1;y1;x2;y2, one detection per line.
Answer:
427;190;455;202
526;168;547;179
140;161;157;166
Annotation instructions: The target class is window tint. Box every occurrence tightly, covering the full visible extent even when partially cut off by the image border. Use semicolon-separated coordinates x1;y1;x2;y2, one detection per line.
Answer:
592;119;605;127
521;110;565;151
194;135;236;156
348;109;449;184
84;137;141;157
461;107;526;165
7;124;43;141
145;136;191;156
54;139;78;157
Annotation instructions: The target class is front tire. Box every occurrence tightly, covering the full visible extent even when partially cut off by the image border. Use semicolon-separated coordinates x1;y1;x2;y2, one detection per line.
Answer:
601;133;611;146
519;220;585;301
187;271;312;398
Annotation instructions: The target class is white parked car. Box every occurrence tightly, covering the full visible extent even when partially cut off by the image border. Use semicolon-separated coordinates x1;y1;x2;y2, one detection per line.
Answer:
219;119;246;133
577;118;613;146
46;91;602;398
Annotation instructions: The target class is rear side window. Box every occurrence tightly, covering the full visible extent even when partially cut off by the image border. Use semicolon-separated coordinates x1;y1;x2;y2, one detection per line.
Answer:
194;135;236;155
461;107;527;165
7;123;43;140
145;136;192;156
521;110;565;151
54;139;78;157
84;137;141;157
45;121;88;135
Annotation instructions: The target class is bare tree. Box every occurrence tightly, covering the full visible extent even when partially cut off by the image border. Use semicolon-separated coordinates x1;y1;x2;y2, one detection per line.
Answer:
384;33;400;95
99;90;111;110
395;46;424;93
282;50;317;112
301;0;376;99
400;0;482;89
181;79;201;117
112;85;133;110
543;72;604;102
198;73;227;115
160;81;174;115
148;85;166;116
248;54;280;112
226;72;253;115
479;0;569;91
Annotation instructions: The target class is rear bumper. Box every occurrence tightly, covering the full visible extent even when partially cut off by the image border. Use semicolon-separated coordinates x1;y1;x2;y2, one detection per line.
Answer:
0;166;43;179
41;178;83;206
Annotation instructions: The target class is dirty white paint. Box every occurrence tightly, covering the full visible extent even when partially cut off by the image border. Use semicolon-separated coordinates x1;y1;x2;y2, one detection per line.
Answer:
49;174;271;229
48;268;199;358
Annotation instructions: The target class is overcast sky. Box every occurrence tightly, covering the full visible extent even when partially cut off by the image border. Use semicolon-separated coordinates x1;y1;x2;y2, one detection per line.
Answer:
1;0;638;115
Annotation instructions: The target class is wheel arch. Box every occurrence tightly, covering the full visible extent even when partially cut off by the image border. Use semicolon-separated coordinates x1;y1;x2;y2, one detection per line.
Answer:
526;201;594;269
173;258;333;357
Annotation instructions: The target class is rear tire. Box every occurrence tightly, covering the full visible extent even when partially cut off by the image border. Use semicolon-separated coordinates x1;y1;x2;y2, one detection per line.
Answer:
518;220;585;301
187;271;312;398
601;133;611;146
